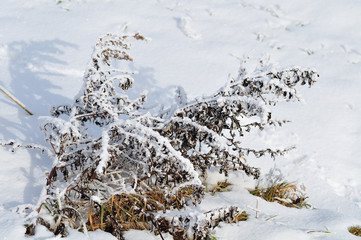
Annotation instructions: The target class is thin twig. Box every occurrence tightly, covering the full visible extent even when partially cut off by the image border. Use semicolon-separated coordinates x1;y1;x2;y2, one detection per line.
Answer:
50;142;58;155
149;216;165;240
73;112;97;119
0;85;33;115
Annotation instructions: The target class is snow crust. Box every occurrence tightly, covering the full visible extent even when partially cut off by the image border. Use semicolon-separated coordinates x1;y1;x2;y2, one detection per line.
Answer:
1;0;361;239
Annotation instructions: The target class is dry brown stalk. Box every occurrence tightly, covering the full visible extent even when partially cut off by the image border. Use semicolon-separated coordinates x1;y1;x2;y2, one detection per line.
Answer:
88;205;95;231
0;85;33;115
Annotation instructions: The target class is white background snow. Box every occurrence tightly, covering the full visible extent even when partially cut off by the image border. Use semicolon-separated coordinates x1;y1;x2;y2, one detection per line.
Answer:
1;0;361;239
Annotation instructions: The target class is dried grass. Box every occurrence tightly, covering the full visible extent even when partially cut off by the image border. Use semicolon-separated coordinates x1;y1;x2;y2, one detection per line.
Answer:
249;182;309;208
84;185;248;239
210;181;232;196
86;186;197;233
349;226;361;237
233;211;248;222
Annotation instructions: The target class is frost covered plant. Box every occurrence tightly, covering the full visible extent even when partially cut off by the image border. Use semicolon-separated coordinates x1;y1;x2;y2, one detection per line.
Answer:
34;33;204;238
18;33;318;239
159;57;318;179
152;206;247;239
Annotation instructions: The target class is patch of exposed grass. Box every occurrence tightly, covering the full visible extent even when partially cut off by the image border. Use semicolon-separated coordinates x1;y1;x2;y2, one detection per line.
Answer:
86;186;249;238
210;181;232;196
86;185;200;233
233;211;248;222
249;182;309;208
88;194;151;232
349;226;361;237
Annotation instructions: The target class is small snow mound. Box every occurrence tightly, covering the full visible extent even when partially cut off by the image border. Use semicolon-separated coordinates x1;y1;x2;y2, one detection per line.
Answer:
0;44;8;60
91;196;102;204
177;16;202;40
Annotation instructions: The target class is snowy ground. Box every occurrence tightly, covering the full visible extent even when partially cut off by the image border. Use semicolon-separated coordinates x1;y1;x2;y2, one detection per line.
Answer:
1;0;361;239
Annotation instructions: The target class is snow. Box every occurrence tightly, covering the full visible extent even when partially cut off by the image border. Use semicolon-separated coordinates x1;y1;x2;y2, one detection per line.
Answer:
96;129;110;175
177;16;202;40
1;0;361;239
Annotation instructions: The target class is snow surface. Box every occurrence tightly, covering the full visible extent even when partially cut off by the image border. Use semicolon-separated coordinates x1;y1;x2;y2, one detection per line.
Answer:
1;0;361;239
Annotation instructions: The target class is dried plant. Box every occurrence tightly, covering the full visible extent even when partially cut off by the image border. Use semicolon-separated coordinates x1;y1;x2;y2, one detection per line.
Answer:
0;32;318;239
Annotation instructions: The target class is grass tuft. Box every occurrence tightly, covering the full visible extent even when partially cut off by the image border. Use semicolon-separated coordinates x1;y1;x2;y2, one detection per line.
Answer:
86;185;199;233
349;226;361;237
233;211;248;222
84;187;248;239
210;181;232;196
249;182;309;208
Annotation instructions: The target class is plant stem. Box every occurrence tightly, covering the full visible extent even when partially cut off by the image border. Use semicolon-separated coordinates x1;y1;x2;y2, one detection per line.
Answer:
100;204;104;230
0;85;33;115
